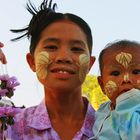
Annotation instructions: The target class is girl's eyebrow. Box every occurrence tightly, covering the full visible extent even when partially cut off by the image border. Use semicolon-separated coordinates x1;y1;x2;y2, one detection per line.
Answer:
42;38;59;44
42;38;87;48
70;40;87;48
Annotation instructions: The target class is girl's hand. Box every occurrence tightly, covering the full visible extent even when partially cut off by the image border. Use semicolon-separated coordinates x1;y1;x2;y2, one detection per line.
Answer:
0;42;7;64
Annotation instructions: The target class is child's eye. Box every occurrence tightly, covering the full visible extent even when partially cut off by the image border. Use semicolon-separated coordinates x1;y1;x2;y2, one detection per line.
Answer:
132;69;140;74
44;45;57;51
110;71;120;76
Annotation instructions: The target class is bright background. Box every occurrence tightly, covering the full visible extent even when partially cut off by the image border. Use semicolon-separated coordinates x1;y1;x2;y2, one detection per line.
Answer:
0;0;140;107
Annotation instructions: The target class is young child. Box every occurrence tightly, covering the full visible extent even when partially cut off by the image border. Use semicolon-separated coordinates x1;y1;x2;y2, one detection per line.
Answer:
90;40;140;140
0;0;96;140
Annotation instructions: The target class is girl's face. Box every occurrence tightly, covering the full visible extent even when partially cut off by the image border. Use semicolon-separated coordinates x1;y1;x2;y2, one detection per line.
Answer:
27;20;95;91
98;46;140;106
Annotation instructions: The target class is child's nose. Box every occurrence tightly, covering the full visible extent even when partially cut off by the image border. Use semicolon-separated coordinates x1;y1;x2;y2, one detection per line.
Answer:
122;73;132;84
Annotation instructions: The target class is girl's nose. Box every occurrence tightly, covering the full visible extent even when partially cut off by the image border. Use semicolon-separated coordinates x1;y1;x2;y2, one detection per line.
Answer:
55;49;73;64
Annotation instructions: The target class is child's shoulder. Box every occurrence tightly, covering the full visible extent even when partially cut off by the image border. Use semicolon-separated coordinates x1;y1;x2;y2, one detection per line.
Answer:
94;101;111;120
96;101;111;114
99;101;110;109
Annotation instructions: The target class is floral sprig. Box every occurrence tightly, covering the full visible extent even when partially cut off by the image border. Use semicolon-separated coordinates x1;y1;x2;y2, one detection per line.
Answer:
0;74;22;132
0;106;21;131
0;74;20;99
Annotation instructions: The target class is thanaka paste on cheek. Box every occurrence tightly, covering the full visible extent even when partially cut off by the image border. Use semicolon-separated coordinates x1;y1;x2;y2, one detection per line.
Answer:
105;80;118;98
35;51;50;79
78;54;90;82
116;52;132;68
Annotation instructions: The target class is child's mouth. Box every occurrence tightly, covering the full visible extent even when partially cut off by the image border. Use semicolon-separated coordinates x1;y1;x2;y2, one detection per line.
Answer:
120;89;132;94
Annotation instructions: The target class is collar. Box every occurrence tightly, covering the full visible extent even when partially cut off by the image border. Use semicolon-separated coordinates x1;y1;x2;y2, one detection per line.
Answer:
28;99;51;130
27;97;95;138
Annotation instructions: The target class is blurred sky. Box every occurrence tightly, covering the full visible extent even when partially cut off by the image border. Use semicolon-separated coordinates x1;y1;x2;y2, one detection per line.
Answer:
0;0;140;107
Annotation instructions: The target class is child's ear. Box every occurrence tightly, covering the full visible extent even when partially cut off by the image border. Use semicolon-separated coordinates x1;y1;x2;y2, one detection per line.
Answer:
97;76;105;94
26;53;36;72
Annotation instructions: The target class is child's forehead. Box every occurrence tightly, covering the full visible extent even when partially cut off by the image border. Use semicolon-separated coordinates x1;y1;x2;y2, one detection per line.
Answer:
104;46;140;56
102;46;140;65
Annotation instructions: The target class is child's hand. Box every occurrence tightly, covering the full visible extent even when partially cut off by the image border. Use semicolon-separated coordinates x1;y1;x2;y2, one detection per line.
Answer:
0;42;7;64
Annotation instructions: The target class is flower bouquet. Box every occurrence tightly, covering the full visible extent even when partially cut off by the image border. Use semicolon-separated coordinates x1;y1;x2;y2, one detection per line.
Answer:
0;74;21;140
0;42;23;140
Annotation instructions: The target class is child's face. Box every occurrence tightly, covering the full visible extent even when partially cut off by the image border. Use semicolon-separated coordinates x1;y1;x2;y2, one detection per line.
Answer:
99;46;140;105
27;20;95;91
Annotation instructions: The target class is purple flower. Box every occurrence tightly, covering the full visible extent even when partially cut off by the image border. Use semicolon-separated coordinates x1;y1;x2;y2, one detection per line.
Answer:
0;74;9;81
0;106;21;117
0;89;8;96
7;76;20;89
0;74;20;98
0;106;22;131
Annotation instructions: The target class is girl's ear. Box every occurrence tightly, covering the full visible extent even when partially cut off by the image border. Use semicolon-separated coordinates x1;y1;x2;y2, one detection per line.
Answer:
89;56;96;70
26;53;36;72
97;76;105;94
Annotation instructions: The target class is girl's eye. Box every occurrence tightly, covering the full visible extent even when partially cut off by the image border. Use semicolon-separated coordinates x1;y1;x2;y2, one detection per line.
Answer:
110;71;120;76
44;45;57;51
71;47;84;53
132;69;140;74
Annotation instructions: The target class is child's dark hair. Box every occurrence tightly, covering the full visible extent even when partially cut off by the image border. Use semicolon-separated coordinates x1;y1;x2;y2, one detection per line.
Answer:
11;0;93;55
99;39;140;72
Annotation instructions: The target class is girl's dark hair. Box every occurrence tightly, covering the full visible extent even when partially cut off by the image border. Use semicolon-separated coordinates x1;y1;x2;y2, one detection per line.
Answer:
99;39;140;72
11;0;93;55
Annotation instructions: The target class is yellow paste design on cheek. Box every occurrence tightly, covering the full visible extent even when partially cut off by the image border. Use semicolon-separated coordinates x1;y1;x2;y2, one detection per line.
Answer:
105;80;118;98
79;54;90;82
116;52;132;68
36;51;50;79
